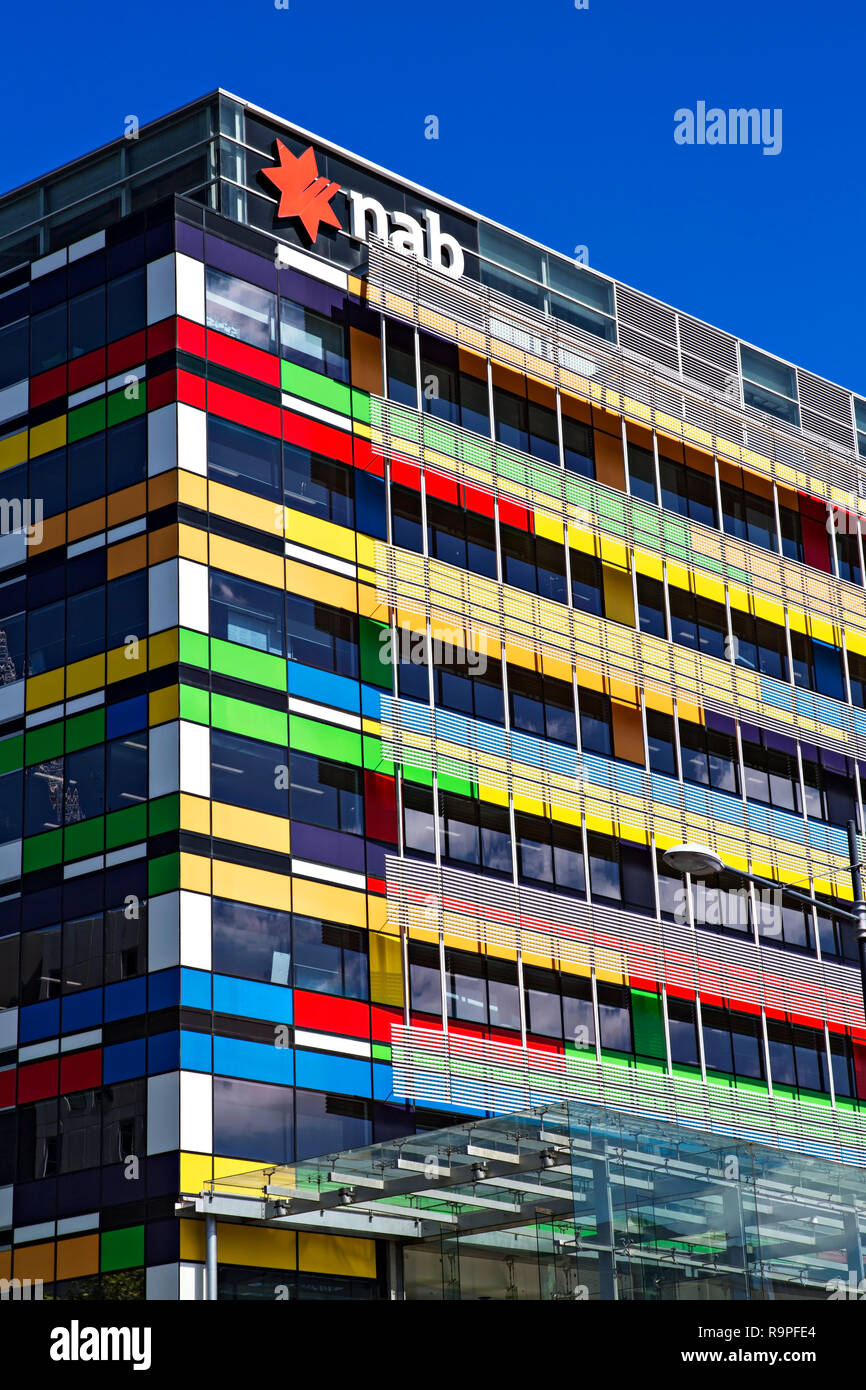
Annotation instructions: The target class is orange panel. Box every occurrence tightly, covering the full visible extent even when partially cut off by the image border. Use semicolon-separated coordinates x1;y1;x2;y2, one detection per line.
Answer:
14;1241;55;1283
527;377;555;410
28;511;66;554
349;327;382;395
67;497;106;543
107;482;147;527
612;700;645;766
107;534;147;579
149;471;179;509
594;429;625;493
625;420;653;451
561;391;591;425
491;361;525;395
458;346;488;382
148;525;180;564
684;444;716;477
56;1233;99;1281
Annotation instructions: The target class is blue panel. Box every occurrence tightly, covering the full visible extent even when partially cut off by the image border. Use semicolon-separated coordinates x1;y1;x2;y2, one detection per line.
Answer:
148;1030;180;1074
295;1050;371;1096
104;977;147;1022
813;642;845;703
212;974;292;1024
759;676;792;712
361;683;385;718
103;1038;146;1083
61;987;102;1032
372;1062;394;1101
148;968;180;1012
213;1035;294;1085
355;472;387;540
287;662;360;714
19;999;60;1042
106;695;147;739
180;967;212;1010
179;1030;212;1073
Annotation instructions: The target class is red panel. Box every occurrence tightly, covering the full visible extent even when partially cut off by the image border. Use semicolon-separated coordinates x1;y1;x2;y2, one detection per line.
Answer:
29;365;67;408
629;974;657;994
462;482;495;518
177;318;206;358
206;328;280;387
0;1068;16;1108
424;468;459;505
364;771;398;844
488;1026;521;1046
60;1049;102;1094
448;1022;486;1042
177;369;207;411
526;1035;563;1054
107;330;147;375
68;348;106;394
352;437;385;477
802;517;831;572
146;370;177;412
366;876;387;896
293;990;371;1039
17;1059;58;1103
499;498;532;532
147;317;177;358
283;410;353;464
371;1005;402;1043
410;1014;444;1032
391;457;422;491
853;1042;866;1100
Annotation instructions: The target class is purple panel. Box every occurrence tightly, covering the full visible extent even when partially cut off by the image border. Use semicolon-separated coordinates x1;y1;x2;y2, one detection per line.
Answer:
291;821;366;873
177;221;204;261
762;728;797;756
278;266;345;316
205;234;276;293
365;840;387;880
705;710;735;737
821;748;847;774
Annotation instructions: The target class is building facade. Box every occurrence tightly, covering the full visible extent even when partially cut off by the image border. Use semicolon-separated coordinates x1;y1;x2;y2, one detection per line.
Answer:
1;91;866;1300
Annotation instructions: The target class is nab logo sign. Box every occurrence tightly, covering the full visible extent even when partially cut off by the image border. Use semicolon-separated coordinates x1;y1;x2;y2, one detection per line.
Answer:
262;140;464;280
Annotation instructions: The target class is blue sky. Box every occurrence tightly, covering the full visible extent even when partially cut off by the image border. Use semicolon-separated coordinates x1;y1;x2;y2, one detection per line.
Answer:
4;0;863;394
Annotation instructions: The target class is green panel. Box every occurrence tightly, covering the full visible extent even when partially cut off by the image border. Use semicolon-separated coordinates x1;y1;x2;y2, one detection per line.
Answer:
281;360;352;416
101;1225;145;1272
64;817;105;860
372;1042;391;1062
290;715;361;766
67;398;106;442
211;693;287;746
23;830;62;872
65;707;106;753
631;989;666;1060
402;765;433;787
149;852;180;895
351;389;371;424
0;733;23;774
528;465;562;499
436;767;473;797
359;616;391;690
210;636;286;691
179;684;210;725
107;382;146;427
105;804;147;849
149;794;180;836
25;722;63;766
362;735;394;776
179;627;209;668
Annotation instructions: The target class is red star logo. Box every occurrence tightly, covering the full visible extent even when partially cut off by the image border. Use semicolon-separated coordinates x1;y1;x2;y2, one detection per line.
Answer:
261;140;342;242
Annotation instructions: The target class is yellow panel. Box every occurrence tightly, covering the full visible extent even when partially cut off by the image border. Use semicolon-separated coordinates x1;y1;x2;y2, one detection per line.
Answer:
210;534;284;588
179;1219;205;1262
634;550;663;581
0;429;27;469
584;814;615;836
211;859;291;912
180;794;211;836
602;565;635;628
727;586;751;614
298;1233;376;1279
149;628;180;668
504;641;537;671
284;559;357;612
367;893;391;932
692;573;725;604
677;700;703;724
211;802;290;856
847;629;866;656
369;931;403;1007
666;562;691;593
218;1223;298;1271
66;653;105;698
569;526;597;556
178;522;209;565
26;667;65;710
29;416;66;457
541;652;573;683
513;793;545;817
180;853;211;894
209;479;278;535
357;582;387;620
753;596;785;627
286;508;356;563
787;607;808;635
809;616;836;646
149;684;180;725
478;780;509;807
178;469;208;511
361;718;381;736
292;876;366;927
535;512;565;544
599;538;628;568
107;641;147;684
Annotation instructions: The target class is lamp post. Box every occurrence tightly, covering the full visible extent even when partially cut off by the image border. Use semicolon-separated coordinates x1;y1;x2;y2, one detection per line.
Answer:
663;821;866;1021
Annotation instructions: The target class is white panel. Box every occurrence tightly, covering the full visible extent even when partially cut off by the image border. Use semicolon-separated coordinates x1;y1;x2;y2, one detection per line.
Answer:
179;721;210;799
0;531;26;572
0;681;24;723
0;1007;17;1051
0;840;22;885
148;558;179;633
176;253;205;325
179;1071;212;1153
147;403;177;478
148;891;180;972
180;891;212;971
276;244;348;290
178;1262;204;1302
177;402;207;477
148;721;179;800
147;1072;180;1154
177;557;208;632
0;380;28;424
147;254;176;326
31;248;67;278
147;1263;180;1301
0;1186;12;1230
68;230;105;262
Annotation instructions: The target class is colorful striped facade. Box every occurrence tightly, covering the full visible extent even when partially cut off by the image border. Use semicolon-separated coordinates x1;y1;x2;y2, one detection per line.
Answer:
2;91;866;1299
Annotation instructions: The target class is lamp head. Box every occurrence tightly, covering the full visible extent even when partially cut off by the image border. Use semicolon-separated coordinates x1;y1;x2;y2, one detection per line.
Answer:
663;843;725;877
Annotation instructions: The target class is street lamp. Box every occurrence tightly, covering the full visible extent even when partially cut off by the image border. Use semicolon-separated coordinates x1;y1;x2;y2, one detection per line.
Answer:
663;820;866;1018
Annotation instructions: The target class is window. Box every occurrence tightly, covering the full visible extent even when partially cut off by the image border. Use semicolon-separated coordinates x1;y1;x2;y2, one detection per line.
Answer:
597;983;632;1052
107;416;147;493
68;433;106;510
741;732;799;812
510;667;575;746
106;733;147;814
836;529;862;587
210;569;285;655
668;998;699;1066
31;303;67;375
212;898;292;985
721;484;776;552
21;925;62;1004
627;445;656;504
636;574;666;640
668;588;727;660
659;456;717;528
563;415;594;477
208;416;281;501
107;267;146;343
501;526;567;604
107;571;147;652
295;1092;371;1161
293;916;367;999
69;286;105;359
211;729;288;817
702;1006;764;1080
570;551;604;617
283;444;353;527
280;298;348;381
67;586;105;664
579;688;611;756
730;611;788;682
440;792;511;876
392;484;423;554
290;753;363;834
646;711;676;777
25;759;64;836
0;600;25;684
102;1079;145;1165
740;345;799;426
432;652;504;726
206;268;277;352
104;901;146;983
403;784;437;860
678;719;738;794
0;319;27;389
385;320;416;405
409;941;441;1014
213;1077;293;1165
286;596;357;676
